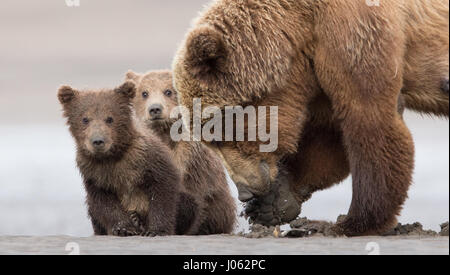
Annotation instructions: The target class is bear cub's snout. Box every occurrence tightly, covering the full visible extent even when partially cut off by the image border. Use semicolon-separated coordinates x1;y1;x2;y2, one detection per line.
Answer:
149;103;164;119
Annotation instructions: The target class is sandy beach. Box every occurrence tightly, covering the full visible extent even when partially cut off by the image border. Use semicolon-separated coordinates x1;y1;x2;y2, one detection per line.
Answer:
0;235;448;255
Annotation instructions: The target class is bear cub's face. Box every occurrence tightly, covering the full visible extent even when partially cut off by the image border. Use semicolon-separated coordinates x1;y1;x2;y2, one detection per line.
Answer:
126;71;178;131
58;82;136;159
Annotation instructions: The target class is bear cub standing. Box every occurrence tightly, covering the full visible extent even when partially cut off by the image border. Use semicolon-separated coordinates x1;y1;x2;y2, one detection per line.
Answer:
58;82;182;236
126;70;236;234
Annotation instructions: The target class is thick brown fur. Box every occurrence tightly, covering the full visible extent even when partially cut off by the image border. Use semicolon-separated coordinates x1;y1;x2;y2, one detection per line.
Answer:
127;70;236;234
173;0;449;236
58;82;182;237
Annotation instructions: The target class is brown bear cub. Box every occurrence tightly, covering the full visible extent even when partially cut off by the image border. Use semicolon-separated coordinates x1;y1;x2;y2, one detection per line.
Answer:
58;82;185;237
126;70;236;234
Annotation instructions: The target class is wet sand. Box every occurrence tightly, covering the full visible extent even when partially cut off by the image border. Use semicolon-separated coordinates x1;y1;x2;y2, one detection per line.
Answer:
0;235;448;255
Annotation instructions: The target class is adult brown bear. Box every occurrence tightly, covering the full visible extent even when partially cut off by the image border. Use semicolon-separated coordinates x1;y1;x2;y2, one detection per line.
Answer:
172;0;449;236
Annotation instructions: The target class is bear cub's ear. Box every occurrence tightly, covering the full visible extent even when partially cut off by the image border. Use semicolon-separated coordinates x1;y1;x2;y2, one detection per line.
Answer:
58;86;77;105
115;81;136;99
125;70;140;82
185;26;227;77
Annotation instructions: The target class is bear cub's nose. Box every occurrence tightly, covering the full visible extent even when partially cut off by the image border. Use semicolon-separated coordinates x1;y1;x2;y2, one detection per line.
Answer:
92;138;105;148
149;104;163;118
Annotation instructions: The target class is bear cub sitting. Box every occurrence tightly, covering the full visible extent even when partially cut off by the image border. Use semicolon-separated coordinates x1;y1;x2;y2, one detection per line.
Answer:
126;70;236;234
58;82;182;236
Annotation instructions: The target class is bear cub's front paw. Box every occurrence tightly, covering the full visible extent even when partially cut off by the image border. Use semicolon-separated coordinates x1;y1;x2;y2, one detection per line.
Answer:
141;229;170;237
129;211;145;233
111;221;140;237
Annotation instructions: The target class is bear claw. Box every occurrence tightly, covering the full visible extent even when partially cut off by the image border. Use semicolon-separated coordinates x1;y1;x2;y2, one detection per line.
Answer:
129;211;145;232
112;222;139;237
141;230;169;237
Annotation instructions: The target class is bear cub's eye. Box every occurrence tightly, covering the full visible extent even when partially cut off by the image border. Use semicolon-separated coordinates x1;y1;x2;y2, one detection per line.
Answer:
142;91;149;98
82;118;89;125
105;117;114;124
164;89;173;97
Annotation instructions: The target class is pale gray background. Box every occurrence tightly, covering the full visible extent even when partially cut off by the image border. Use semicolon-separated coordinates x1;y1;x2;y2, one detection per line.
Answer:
0;0;448;236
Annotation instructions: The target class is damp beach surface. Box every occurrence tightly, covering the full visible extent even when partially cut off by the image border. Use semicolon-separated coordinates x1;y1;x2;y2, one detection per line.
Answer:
0;235;448;255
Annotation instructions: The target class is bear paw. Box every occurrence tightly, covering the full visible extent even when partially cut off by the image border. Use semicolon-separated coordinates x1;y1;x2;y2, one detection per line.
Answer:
111;221;140;237
129;211;145;233
331;215;367;237
245;194;279;226
245;174;301;226
141;230;170;237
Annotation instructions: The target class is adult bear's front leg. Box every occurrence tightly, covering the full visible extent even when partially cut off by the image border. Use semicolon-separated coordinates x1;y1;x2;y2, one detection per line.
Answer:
246;118;350;227
313;3;415;236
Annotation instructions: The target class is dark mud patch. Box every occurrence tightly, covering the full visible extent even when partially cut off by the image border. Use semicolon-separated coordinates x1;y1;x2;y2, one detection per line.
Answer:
383;222;439;237
236;224;282;239
237;217;341;239
287;217;337;237
238;216;448;239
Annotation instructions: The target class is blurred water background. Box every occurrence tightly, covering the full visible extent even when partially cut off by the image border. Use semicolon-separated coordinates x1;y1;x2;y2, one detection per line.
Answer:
0;0;448;236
